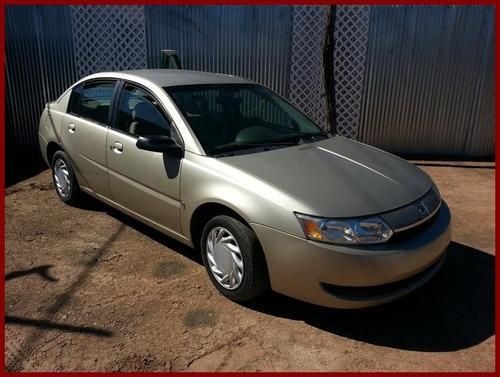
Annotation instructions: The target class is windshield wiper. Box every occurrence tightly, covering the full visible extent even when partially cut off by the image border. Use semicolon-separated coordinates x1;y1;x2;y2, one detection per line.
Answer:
209;131;331;156
210;141;297;155
275;131;330;143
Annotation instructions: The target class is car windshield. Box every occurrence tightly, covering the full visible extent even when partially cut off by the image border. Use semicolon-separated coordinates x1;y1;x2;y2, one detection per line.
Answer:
164;84;329;156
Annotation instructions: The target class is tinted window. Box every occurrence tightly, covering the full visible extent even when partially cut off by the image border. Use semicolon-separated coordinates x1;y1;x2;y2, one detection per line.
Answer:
117;84;172;138
69;81;116;125
68;85;82;114
165;84;326;155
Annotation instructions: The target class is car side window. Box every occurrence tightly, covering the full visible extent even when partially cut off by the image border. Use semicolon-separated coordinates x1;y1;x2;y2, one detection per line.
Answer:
68;81;116;125
67;85;82;114
117;84;175;140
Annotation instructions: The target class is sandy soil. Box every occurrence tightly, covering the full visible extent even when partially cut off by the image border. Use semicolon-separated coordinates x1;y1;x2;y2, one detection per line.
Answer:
5;163;495;371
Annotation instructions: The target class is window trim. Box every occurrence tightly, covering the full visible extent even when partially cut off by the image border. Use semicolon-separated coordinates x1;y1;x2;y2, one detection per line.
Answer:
67;78;119;128
111;79;185;148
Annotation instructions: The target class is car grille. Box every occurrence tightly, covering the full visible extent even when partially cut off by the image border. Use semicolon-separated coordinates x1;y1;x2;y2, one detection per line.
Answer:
387;209;440;243
380;185;442;233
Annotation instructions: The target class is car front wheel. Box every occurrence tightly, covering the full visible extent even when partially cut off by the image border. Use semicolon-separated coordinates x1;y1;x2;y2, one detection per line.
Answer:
200;215;269;302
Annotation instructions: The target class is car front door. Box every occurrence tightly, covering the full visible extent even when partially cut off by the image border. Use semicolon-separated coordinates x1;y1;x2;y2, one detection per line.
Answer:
61;80;117;198
106;82;183;234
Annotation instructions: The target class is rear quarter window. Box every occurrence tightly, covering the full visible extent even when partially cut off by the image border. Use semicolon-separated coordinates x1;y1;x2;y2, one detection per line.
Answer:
68;81;116;125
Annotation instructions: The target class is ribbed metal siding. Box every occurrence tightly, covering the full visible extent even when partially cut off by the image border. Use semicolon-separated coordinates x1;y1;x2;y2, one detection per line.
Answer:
145;5;293;97
359;6;495;158
6;6;77;146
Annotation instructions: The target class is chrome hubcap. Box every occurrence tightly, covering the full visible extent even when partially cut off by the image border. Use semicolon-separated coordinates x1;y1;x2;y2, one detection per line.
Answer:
54;159;71;198
206;227;244;290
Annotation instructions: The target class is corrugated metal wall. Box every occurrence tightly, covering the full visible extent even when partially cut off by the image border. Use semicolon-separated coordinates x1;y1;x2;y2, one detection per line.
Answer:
4;5;495;161
6;6;77;147
145;6;293;97
358;6;495;157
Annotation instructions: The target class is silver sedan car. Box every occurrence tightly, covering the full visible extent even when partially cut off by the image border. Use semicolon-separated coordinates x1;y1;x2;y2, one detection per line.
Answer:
38;69;451;309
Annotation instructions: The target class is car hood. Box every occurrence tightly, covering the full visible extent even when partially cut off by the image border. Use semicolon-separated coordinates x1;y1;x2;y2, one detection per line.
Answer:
220;136;433;218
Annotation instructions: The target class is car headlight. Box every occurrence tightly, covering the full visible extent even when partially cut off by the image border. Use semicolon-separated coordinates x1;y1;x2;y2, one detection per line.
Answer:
295;213;394;245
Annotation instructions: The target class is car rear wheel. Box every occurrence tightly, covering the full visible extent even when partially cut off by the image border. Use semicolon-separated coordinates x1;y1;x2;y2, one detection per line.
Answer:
51;150;82;205
200;215;269;302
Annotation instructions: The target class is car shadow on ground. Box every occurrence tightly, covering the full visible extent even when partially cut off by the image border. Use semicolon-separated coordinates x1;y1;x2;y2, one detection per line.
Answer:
79;196;494;353
98;199;202;265
245;241;494;352
5;147;47;188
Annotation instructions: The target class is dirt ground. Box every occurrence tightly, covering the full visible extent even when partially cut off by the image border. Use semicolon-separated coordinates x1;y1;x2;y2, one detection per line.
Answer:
5;162;495;371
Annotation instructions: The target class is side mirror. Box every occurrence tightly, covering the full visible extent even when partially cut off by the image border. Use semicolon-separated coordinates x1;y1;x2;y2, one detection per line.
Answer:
136;135;183;158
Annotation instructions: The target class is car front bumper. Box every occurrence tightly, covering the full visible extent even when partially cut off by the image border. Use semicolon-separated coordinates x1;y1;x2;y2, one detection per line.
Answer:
251;201;451;309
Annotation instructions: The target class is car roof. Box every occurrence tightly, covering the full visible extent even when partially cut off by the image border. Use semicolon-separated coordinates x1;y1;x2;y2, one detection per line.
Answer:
115;69;254;87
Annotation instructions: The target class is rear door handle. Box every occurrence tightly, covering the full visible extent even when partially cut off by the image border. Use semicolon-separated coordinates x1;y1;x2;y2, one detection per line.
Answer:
68;123;76;133
111;141;123;153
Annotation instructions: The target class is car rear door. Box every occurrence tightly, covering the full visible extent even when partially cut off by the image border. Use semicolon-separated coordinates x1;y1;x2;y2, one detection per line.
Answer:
106;81;183;234
61;80;118;198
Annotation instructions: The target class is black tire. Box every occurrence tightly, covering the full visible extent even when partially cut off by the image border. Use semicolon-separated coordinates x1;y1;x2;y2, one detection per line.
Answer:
51;150;82;205
200;215;270;302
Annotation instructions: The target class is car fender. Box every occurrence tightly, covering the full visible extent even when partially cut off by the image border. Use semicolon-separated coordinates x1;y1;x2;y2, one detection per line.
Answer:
180;152;314;241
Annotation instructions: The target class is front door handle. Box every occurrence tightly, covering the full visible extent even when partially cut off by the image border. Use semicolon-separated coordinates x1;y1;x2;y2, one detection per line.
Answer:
68;123;76;133
111;141;123;153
